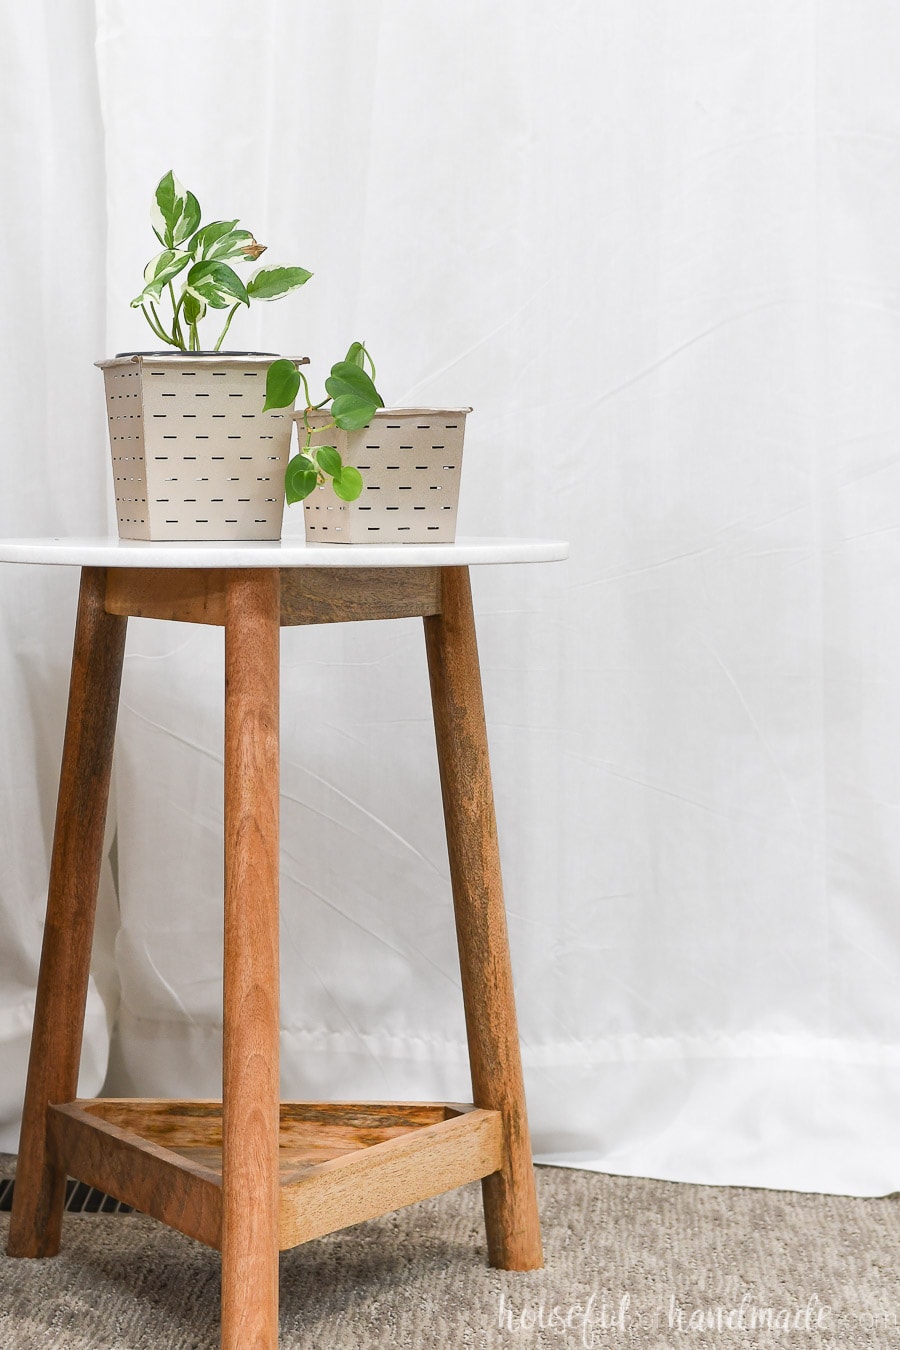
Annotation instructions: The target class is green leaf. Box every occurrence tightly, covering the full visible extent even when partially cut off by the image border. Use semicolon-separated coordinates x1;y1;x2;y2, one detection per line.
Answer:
131;248;193;306
143;248;191;285
186;260;249;310
188;222;265;264
151;170;179;248
188;219;238;259
285;456;319;504
247;265;313;301
314;445;342;478
173;191;201;245
345;341;366;368
211;229;261;261
182;291;206;325
331;392;378;431
325;359;384;408
263;359;302;411
151;172;201;250
332;465;363;501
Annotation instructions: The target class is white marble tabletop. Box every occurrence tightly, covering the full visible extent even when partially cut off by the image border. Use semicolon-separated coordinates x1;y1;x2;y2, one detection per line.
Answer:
0;536;569;569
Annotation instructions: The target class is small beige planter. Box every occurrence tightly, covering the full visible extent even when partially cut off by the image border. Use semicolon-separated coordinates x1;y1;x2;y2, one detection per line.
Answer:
98;352;301;541
293;407;470;544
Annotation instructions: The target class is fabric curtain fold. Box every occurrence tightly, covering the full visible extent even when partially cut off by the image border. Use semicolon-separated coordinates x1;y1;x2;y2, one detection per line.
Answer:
2;0;900;1195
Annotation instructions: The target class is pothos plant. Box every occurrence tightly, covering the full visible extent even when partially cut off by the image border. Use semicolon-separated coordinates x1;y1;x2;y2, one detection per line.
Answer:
130;171;383;505
131;170;312;352
264;343;384;506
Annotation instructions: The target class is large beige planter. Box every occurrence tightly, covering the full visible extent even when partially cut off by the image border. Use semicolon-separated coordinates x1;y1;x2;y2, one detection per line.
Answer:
292;407;470;543
98;352;301;541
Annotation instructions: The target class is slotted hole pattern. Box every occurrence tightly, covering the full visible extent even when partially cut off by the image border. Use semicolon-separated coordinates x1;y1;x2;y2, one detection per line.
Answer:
104;359;293;540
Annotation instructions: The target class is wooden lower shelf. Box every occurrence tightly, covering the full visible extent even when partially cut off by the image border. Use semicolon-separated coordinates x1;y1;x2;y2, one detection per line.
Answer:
46;1099;504;1252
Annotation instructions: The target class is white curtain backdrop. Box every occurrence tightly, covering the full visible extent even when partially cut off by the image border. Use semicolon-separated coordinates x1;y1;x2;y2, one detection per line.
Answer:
2;0;900;1196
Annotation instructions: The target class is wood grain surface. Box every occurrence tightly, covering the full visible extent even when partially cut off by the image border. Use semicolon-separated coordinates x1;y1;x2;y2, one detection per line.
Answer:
7;568;127;1259
11;557;541;1350
424;566;543;1271
277;1107;503;1249
48;1102;222;1249
279;567;441;625
105;567;226;624
222;568;281;1349
76;1099;459;1177
104;565;443;628
42;1097;501;1261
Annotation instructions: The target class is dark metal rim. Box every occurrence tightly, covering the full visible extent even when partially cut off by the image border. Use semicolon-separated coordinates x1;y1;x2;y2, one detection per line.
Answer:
114;350;279;358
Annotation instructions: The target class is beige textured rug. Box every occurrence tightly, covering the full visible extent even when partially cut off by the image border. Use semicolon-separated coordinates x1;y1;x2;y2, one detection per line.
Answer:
1;1159;899;1348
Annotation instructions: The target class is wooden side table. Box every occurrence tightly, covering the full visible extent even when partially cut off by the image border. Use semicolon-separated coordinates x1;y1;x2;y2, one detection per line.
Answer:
1;535;567;1350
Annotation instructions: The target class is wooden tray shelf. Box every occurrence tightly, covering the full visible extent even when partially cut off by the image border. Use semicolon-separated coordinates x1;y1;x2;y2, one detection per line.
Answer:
46;1099;504;1252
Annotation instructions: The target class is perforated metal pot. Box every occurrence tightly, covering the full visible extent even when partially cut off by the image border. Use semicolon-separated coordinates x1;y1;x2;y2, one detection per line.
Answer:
97;352;303;541
292;407;470;544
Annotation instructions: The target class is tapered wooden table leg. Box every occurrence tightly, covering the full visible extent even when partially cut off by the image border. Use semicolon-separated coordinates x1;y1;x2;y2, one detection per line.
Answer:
221;569;281;1350
8;567;127;1258
423;566;543;1271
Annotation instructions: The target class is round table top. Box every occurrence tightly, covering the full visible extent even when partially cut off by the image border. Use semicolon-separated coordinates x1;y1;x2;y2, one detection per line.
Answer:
0;535;569;569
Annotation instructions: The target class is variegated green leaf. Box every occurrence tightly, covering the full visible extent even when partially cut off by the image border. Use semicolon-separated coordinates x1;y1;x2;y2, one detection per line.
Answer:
151;172;200;250
188;220;238;260
188;221;264;263
130;249;192;307
246;265;312;301
208;228;262;262
196;228;266;263
172;190;201;246
186;260;249;310
182;291;206;325
146;248;191;291
151;170;180;247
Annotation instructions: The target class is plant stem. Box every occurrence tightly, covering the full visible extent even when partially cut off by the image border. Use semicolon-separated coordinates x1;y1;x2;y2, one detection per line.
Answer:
302;416;336;461
141;304;178;347
148;300;170;344
214;302;240;352
168;282;186;349
299;368;337;456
